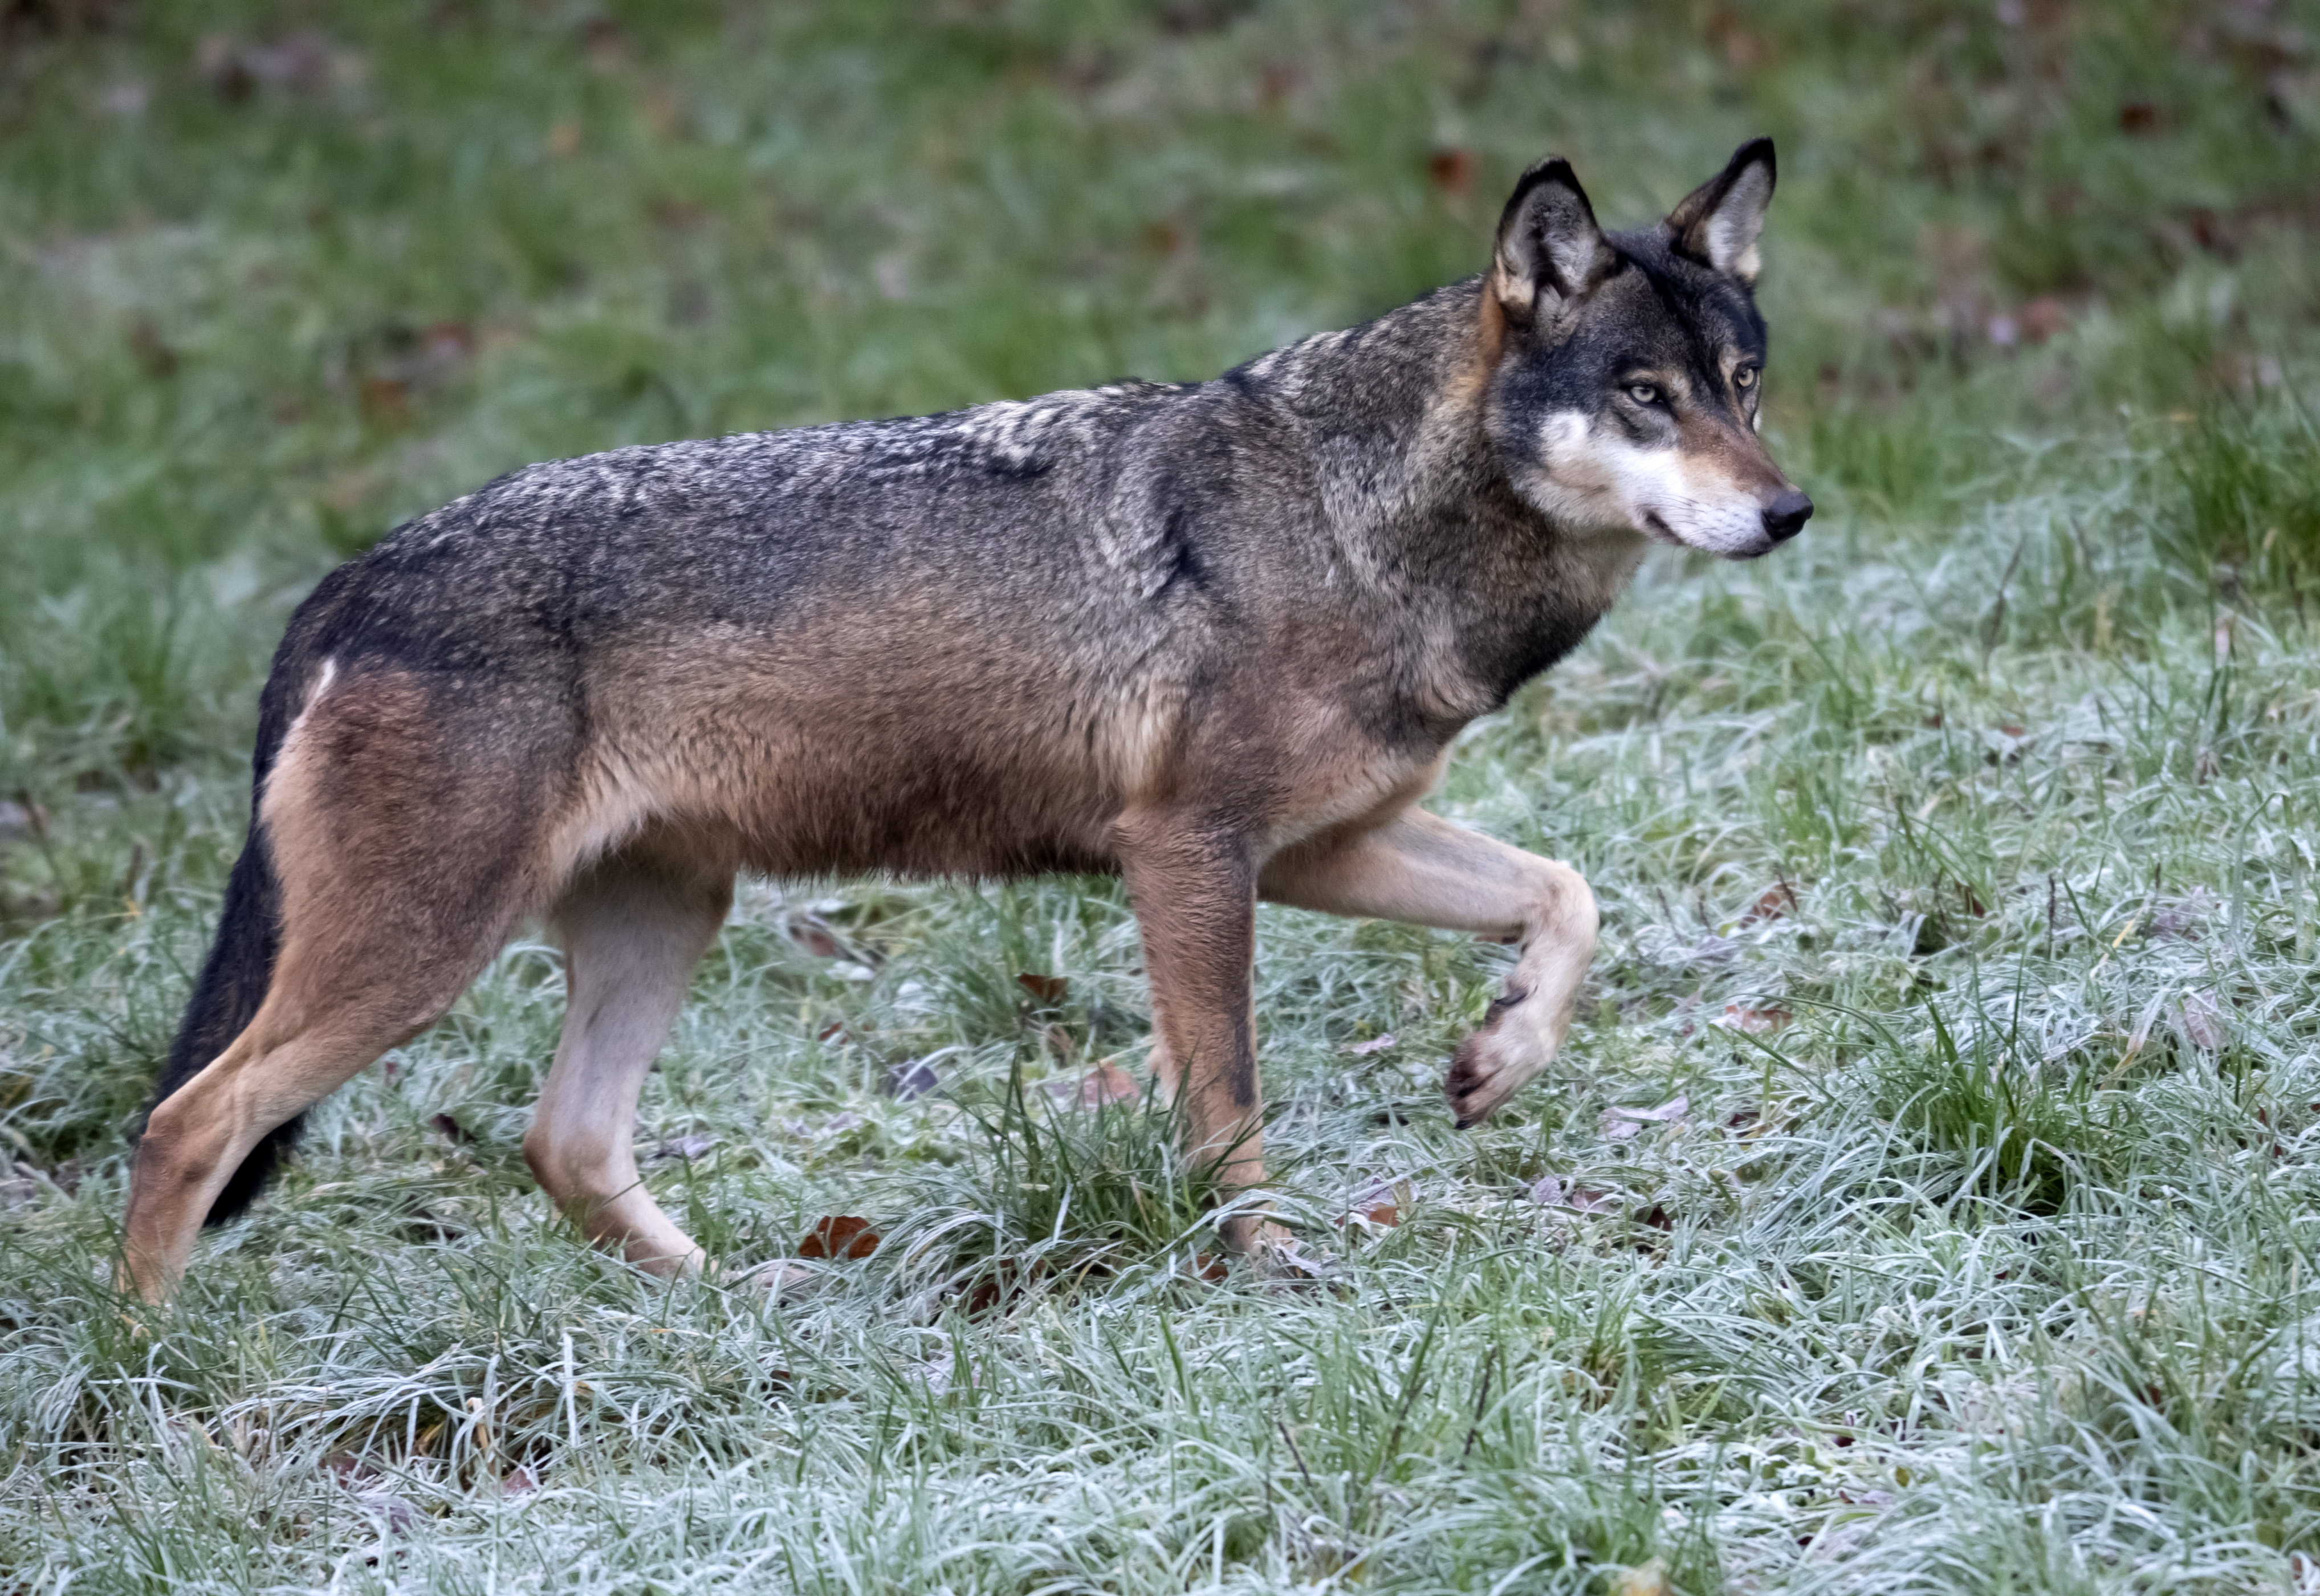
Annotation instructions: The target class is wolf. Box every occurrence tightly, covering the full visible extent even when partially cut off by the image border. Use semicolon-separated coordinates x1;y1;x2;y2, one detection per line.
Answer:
121;139;1808;1300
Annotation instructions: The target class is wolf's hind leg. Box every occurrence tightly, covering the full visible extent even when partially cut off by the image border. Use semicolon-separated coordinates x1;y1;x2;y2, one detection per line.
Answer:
121;919;500;1304
527;848;731;1276
1260;808;1597;1126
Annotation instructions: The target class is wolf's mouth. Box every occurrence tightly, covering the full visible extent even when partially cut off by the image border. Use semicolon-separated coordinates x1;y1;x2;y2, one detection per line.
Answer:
1641;511;1684;546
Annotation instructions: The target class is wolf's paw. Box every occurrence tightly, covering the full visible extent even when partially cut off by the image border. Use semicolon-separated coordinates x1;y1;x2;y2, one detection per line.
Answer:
1445;1011;1547;1127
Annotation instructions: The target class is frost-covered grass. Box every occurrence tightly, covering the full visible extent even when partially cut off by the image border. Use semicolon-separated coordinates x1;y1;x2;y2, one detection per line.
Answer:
7;3;2320;1591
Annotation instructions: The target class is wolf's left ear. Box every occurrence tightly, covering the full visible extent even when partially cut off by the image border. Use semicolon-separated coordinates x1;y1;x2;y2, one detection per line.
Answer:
1665;137;1777;283
1491;156;1617;325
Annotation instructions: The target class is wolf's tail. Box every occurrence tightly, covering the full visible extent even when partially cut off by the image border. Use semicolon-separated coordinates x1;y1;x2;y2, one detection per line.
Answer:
149;821;287;1224
144;590;344;1226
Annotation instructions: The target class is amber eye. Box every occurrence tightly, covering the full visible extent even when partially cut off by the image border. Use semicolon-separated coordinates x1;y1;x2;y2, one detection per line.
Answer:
1735;366;1759;390
1626;382;1661;405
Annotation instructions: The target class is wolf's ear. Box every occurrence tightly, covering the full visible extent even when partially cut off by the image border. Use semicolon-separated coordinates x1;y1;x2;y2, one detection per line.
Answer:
1665;137;1776;283
1490;157;1616;325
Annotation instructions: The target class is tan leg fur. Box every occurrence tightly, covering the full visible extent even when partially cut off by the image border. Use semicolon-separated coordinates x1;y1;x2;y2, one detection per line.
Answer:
1115;811;1281;1252
1261;807;1598;1127
525;848;732;1275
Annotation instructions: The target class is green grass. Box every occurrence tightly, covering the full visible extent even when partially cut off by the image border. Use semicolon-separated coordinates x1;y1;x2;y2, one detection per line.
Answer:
5;1;2320;1590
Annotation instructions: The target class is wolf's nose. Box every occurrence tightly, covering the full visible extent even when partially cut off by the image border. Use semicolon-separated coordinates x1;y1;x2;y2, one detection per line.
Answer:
1762;489;1813;543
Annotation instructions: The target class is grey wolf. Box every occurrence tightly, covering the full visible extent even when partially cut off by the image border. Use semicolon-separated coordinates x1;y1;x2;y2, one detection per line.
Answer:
122;139;1808;1300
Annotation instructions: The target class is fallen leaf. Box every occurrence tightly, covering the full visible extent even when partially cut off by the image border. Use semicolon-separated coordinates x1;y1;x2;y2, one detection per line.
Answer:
366;1492;419;1536
359;375;410;427
1738;883;1799;927
1041;1060;1138;1109
751;1260;814;1296
1343;1033;1397;1056
798;1215;880;1260
323;1452;381;1488
1426;146;1476;196
127;318;177;378
581;15;627;66
1186;1252;1228;1283
501;1464;538;1497
785;914;847;960
2177;989;2227;1051
1528;1175;1618;1213
429;1113;473;1145
882;1057;940;1100
1017;971;1069;1004
1599;1094;1688;1139
1685;934;1738;966
1141;217;1187;255
1717;1003;1792;1035
2147;887;2219;941
2019;296;2069;343
654;1133;714;1162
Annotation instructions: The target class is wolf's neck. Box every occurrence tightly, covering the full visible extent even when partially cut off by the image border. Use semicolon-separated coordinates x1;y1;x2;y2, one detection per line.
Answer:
1252;279;1637;714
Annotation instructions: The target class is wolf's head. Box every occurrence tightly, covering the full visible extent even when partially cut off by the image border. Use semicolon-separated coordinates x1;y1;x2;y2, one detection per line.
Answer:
1480;139;1810;559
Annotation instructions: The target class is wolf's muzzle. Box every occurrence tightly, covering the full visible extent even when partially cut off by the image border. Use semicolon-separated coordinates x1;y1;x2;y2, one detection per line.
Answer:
1761;489;1813;544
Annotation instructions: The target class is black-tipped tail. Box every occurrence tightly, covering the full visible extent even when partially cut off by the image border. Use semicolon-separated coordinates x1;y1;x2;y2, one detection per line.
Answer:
147;820;292;1226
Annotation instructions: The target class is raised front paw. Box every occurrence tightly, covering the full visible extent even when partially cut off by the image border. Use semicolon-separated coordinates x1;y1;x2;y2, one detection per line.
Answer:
1444;1015;1547;1128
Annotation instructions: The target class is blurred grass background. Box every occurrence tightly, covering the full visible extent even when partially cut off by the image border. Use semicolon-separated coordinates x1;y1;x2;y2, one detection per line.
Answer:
7;3;2320;1591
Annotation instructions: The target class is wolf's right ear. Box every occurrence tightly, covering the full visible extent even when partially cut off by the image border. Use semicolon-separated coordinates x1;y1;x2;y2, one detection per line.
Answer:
1665;137;1777;283
1489;157;1616;326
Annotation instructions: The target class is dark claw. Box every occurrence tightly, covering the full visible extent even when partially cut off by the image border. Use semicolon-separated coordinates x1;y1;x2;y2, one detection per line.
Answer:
1446;1033;1490;1129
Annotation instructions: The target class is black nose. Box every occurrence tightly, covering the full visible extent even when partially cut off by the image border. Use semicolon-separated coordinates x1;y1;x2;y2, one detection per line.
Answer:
1762;489;1813;543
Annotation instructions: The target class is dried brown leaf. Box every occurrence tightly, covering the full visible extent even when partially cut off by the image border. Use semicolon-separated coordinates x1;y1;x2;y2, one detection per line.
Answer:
1599;1093;1688;1138
1717;1003;1792;1035
797;1215;880;1260
1426;146;1476;196
1738;883;1800;927
1016;971;1069;1004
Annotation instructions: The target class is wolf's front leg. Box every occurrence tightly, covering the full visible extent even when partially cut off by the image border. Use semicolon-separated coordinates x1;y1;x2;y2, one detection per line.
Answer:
1260;807;1598;1126
1116;811;1283;1253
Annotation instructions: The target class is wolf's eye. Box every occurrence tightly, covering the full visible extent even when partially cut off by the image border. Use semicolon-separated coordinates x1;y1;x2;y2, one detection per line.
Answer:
1625;382;1661;405
1735;367;1759;390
